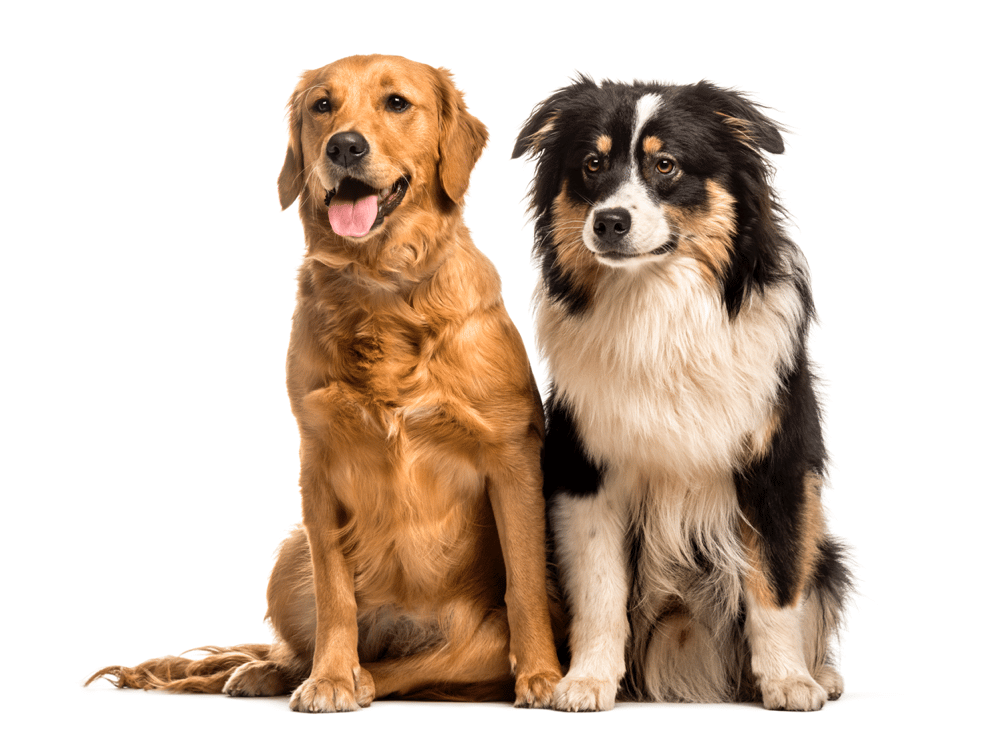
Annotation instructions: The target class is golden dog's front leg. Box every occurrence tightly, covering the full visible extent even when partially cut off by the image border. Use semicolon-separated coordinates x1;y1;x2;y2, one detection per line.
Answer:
289;522;372;712
289;436;372;713
487;467;562;708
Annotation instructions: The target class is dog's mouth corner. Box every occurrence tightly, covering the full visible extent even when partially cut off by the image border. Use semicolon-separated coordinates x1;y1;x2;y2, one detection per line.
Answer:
324;176;409;238
590;239;678;267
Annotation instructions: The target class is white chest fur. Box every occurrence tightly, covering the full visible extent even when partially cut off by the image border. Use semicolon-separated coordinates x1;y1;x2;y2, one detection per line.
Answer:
538;257;803;479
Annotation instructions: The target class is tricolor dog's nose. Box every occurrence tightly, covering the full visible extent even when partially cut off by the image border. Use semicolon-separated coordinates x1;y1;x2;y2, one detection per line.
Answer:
327;132;370;167
592;208;632;241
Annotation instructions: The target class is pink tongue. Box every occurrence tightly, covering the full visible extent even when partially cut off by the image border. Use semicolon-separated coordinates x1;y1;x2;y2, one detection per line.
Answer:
328;195;378;237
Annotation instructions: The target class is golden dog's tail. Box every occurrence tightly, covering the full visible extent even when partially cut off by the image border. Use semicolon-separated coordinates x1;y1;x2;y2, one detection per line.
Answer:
85;644;271;693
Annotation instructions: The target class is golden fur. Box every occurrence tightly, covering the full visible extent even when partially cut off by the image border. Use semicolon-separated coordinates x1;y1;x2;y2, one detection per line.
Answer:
88;54;561;711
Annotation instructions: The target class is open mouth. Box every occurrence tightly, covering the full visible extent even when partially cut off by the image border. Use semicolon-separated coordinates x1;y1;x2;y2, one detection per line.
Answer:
324;176;409;238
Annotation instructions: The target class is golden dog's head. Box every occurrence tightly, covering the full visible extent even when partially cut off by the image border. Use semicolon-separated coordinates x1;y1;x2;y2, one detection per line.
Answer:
278;55;488;257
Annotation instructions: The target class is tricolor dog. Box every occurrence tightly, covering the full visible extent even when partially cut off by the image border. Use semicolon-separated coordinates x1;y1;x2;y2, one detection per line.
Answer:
514;77;851;711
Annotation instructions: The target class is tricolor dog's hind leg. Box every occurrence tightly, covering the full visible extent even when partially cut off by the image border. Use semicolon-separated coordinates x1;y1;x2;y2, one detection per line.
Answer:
736;353;852;710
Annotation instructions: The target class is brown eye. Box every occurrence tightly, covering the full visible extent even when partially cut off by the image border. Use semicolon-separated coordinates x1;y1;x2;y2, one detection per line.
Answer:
585;156;601;173
313;98;331;113
656;158;675;174
386;94;411;112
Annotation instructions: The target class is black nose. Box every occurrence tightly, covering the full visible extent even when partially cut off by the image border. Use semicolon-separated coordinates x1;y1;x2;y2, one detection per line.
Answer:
326;132;370;167
593;208;632;241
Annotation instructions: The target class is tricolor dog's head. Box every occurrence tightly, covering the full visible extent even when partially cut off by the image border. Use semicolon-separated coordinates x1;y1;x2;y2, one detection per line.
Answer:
279;55;487;251
514;78;788;315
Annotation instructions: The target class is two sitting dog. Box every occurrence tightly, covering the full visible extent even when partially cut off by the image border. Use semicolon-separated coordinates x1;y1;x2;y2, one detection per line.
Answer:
88;54;850;713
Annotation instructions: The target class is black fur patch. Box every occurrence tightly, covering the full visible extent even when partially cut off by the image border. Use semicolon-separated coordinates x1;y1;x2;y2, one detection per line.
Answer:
542;397;605;499
811;537;854;611
735;348;826;607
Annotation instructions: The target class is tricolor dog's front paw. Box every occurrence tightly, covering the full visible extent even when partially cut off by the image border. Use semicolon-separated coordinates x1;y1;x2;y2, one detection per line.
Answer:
552;674;619;712
760;673;827;711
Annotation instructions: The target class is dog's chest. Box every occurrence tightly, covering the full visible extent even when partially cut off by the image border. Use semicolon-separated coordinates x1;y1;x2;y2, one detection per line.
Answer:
336;311;425;395
326;309;487;447
540;262;802;474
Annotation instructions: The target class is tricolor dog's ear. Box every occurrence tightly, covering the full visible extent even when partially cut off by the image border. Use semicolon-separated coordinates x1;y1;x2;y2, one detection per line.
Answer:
512;77;597;159
697;81;785;155
433;68;489;205
513;78;598;217
512;92;564;160
278;75;310;210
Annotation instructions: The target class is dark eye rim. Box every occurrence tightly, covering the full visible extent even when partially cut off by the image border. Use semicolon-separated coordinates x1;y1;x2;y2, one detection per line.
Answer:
584;155;602;174
312;97;332;114
386;94;411;113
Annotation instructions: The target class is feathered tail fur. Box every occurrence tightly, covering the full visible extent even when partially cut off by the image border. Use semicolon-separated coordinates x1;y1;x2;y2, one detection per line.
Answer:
85;644;273;693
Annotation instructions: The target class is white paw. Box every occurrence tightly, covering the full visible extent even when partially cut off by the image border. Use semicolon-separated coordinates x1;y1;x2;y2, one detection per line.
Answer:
552;675;618;712
814;664;844;701
761;673;827;711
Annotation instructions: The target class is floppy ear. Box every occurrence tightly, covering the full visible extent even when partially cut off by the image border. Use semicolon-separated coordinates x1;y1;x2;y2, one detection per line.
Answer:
511;92;566;159
698;81;784;155
433;68;489;205
512;77;597;160
277;77;309;210
512;100;563;160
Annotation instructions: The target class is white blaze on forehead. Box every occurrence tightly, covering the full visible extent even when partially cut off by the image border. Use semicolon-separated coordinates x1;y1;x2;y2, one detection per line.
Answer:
582;91;670;261
631;93;662;154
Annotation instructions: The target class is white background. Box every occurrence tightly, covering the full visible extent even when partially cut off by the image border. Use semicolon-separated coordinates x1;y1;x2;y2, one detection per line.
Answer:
3;1;997;747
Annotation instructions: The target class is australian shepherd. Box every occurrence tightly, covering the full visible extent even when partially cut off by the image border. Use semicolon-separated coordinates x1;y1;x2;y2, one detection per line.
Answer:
513;78;851;711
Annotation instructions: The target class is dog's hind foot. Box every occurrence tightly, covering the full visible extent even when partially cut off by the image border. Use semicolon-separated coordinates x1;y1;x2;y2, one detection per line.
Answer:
223;661;295;697
814;664;844;701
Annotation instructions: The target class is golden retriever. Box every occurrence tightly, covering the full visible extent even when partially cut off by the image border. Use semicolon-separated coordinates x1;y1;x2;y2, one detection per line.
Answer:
88;54;562;712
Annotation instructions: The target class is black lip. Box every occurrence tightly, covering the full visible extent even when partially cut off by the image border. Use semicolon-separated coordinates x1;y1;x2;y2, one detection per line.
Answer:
378;177;408;218
652;238;678;255
595;237;677;261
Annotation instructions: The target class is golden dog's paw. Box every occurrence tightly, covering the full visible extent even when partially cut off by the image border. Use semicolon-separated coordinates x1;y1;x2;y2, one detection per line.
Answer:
814;665;844;701
552;675;618;712
289;674;364;713
354;666;375;708
223;662;289;697
514;669;561;709
761;674;827;711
